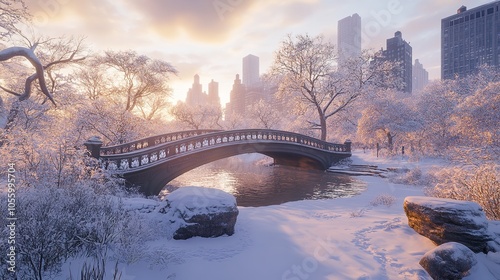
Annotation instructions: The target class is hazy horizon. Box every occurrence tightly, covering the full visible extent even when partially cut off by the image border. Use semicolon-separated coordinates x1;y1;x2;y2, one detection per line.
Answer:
24;0;494;105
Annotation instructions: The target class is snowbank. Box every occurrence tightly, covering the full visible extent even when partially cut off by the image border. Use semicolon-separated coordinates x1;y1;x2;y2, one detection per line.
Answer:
56;151;500;280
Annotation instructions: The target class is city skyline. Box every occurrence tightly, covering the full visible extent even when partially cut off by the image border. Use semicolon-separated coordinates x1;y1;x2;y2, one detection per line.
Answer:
22;0;493;105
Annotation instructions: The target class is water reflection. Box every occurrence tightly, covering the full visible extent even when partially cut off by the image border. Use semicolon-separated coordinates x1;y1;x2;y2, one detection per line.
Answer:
165;155;366;207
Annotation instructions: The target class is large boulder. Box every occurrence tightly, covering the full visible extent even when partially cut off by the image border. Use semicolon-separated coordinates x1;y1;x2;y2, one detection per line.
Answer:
403;196;492;253
162;186;239;240
419;242;477;280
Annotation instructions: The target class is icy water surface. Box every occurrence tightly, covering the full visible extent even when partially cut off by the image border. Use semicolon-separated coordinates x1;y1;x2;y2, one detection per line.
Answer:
164;155;366;207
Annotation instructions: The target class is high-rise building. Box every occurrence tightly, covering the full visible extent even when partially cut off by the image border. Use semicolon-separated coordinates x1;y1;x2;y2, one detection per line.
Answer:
382;31;413;93
227;74;246;114
207;79;220;106
441;2;500;79
242;54;260;88
412;59;429;93
186;74;206;106
338;13;362;63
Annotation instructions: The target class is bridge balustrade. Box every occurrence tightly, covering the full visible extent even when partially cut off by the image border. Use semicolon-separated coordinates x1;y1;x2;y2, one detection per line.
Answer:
99;129;350;172
100;129;221;155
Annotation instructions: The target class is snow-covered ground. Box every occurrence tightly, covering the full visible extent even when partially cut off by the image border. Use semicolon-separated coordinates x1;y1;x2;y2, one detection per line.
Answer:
60;151;500;280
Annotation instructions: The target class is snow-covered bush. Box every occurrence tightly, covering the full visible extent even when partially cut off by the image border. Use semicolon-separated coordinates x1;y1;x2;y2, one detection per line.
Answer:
388;167;434;186
370;194;396;207
349;208;366;218
70;259;122;280
427;164;500;220
0;184;147;280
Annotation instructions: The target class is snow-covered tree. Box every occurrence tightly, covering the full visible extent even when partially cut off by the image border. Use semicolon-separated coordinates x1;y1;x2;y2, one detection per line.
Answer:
357;90;421;153
0;34;86;130
75;101;145;145
97;50;177;117
452;81;500;161
411;80;461;155
270;34;400;141
0;0;29;39
246;98;282;129
170;102;222;130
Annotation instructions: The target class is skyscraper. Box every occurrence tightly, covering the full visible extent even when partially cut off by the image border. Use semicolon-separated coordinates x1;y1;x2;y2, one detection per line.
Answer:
383;31;413;93
441;2;500;79
412;59;429;93
242;54;260;88
186;74;205;106
338;13;361;63
208;79;220;106
227;74;246;114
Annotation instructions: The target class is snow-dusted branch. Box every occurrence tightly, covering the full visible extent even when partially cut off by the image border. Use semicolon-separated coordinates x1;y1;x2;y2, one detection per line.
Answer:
0;46;55;104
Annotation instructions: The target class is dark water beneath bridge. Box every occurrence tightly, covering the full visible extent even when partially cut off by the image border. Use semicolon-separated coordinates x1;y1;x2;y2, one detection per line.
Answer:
163;155;366;207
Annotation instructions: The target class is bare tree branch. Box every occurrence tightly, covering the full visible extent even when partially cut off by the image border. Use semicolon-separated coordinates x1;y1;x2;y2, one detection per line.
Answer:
0;46;55;104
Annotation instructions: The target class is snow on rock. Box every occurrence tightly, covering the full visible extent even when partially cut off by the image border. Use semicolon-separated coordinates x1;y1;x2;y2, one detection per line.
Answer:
161;186;238;240
404;196;492;253
122;197;160;213
487;220;500;253
419;242;477;280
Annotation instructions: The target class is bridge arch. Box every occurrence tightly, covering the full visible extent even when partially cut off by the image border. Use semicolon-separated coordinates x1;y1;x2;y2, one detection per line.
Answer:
87;129;351;196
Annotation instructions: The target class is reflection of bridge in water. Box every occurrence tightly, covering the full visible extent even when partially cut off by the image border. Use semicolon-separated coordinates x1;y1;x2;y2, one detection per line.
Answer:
85;129;352;196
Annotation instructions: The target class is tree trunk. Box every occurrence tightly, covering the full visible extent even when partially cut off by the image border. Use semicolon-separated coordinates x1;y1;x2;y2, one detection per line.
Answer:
3;101;20;131
387;131;394;152
316;105;328;141
320;117;327;141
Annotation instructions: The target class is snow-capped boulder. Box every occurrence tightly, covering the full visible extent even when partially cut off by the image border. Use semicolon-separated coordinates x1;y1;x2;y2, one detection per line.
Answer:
162;186;239;240
419;242;477;280
403;196;492;253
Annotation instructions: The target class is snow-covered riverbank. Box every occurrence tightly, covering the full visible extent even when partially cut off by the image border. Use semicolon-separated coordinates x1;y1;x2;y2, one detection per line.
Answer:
60;151;500;279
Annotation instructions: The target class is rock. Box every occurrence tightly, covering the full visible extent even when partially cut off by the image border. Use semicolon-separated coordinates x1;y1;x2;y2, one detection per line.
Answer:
404;196;492;253
162;186;239;240
487;220;500;253
419;242;477;280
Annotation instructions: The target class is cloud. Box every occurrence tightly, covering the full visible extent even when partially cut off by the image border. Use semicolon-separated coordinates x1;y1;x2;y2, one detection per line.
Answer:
120;0;258;43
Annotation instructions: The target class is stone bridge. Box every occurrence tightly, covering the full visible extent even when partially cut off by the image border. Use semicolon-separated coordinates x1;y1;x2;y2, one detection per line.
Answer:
85;129;352;196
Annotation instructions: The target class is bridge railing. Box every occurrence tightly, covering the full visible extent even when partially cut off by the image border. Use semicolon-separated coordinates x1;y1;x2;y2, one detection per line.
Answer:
100;129;221;155
98;129;351;172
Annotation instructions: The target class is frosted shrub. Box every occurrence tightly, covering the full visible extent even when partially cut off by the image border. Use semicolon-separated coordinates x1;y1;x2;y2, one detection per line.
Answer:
389;167;431;186
349;208;366;218
370;194;396;207
0;184;144;280
72;259;122;280
113;214;149;265
427;164;499;220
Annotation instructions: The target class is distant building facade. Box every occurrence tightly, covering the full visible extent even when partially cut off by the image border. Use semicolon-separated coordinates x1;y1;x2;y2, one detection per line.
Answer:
412;59;429;93
242;54;260;88
338;13;362;63
185;74;205;106
381;31;413;93
208;79;220;106
441;2;500;79
226;74;246;114
186;74;221;108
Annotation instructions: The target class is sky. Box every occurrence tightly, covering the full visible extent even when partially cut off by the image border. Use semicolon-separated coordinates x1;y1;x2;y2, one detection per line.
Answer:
24;0;495;106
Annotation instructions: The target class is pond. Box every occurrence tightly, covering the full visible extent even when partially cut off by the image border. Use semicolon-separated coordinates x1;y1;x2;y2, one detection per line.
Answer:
164;155;366;207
